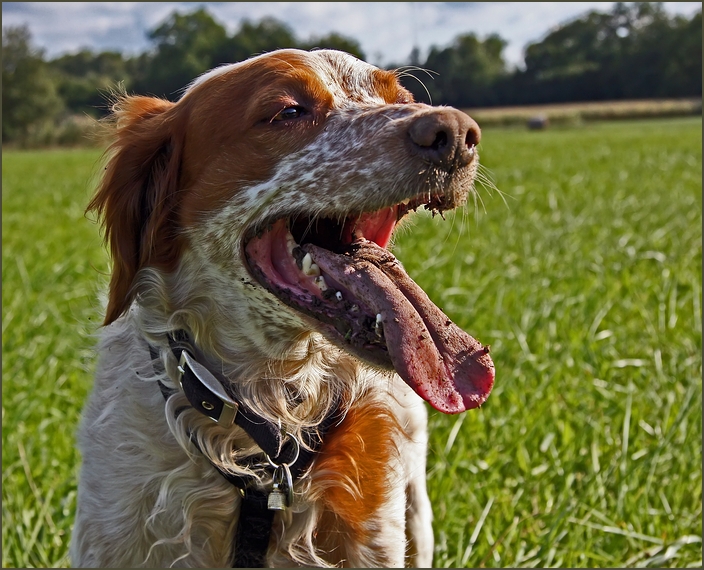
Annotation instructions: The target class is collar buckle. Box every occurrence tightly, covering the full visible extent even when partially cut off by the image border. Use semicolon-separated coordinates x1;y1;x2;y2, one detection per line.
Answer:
178;350;238;426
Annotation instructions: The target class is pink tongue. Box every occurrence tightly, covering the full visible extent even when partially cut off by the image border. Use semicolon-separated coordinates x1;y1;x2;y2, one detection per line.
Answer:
303;241;494;413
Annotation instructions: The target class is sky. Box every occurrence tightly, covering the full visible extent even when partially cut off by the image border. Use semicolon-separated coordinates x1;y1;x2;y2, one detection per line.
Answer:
3;2;702;68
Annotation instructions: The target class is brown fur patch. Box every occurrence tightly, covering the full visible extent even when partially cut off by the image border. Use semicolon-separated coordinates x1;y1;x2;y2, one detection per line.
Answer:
373;68;414;104
88;96;186;325
311;398;406;540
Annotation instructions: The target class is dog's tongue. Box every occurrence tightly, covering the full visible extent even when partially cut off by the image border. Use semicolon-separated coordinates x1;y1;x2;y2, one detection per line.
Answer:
303;240;494;414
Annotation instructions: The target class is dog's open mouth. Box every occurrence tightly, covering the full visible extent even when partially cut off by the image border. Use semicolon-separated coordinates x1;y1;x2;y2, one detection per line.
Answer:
243;195;494;414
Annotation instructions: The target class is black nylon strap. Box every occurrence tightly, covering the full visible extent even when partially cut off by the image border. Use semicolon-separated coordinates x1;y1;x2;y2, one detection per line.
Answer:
233;491;276;568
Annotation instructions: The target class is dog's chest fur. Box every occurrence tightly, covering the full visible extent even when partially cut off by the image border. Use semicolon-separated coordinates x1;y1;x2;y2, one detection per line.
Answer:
73;315;431;567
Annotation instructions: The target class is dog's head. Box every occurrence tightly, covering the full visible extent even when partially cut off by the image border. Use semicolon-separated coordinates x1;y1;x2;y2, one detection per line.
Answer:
90;48;493;414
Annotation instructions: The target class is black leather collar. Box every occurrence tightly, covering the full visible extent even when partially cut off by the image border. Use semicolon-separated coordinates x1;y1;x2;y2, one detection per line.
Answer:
149;330;343;567
158;330;298;463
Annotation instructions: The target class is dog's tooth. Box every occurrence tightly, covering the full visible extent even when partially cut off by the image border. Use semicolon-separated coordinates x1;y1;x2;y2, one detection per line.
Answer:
335;291;343;301
305;263;321;277
374;313;383;336
301;253;313;274
314;276;328;290
286;232;297;255
349;304;359;313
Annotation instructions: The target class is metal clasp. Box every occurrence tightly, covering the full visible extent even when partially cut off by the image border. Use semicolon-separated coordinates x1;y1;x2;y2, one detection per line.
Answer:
177;350;239;426
264;433;300;511
267;463;293;511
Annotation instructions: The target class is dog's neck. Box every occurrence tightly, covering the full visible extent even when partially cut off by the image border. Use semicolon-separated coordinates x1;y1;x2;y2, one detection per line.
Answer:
128;259;394;435
134;310;366;425
147;329;349;568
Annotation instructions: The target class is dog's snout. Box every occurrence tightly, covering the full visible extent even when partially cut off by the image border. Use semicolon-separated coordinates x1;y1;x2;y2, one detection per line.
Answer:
408;109;480;167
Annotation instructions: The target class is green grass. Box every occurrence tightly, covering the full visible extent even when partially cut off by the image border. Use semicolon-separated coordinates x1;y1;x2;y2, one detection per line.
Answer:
2;148;106;568
2;117;701;568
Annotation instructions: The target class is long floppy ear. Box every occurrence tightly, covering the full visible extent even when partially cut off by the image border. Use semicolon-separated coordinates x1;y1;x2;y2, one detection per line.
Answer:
88;95;185;325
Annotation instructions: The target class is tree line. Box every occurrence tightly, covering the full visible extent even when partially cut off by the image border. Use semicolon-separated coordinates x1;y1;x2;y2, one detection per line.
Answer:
401;2;701;107
2;2;701;145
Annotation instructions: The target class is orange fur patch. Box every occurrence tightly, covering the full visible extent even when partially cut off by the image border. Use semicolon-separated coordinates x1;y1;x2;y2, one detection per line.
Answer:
311;399;405;539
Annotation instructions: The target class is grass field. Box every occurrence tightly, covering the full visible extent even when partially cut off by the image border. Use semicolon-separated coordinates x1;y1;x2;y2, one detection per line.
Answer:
2;117;702;568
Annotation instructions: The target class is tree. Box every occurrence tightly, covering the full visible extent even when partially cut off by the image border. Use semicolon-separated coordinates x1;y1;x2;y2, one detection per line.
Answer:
131;10;368;100
2;25;63;143
132;7;229;98
402;33;508;107
218;16;299;64
49;49;130;116
216;19;365;68
519;2;701;103
301;32;365;61
665;10;703;97
622;6;702;98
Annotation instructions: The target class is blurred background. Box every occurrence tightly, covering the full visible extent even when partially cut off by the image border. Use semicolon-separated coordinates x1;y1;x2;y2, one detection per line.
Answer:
2;1;701;147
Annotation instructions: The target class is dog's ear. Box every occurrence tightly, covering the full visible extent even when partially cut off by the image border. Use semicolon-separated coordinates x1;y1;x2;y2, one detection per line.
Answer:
88;95;185;325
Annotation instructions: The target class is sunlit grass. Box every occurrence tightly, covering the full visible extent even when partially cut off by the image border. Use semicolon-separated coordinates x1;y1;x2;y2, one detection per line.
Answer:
2;148;105;568
2;117;701;567
394;117;702;567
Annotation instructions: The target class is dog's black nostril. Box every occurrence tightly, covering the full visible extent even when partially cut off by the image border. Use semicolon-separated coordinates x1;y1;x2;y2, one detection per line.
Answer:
465;126;480;149
430;131;448;151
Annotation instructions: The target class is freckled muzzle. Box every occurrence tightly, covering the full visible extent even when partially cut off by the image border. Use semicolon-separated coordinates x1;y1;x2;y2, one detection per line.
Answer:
242;107;494;414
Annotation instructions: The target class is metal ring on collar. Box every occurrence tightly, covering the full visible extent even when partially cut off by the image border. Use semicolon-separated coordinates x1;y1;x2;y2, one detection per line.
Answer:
266;432;300;468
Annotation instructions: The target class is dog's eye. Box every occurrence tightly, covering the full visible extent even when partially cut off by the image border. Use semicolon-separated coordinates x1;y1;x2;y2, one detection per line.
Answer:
272;106;306;122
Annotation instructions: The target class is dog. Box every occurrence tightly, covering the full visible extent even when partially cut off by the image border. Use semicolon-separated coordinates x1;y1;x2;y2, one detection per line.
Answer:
70;48;494;568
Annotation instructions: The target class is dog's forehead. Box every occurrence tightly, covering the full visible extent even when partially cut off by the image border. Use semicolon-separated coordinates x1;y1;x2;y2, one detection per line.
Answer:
309;50;396;105
185;49;400;106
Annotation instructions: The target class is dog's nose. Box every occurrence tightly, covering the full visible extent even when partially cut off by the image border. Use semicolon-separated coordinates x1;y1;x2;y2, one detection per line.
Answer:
408;109;480;167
